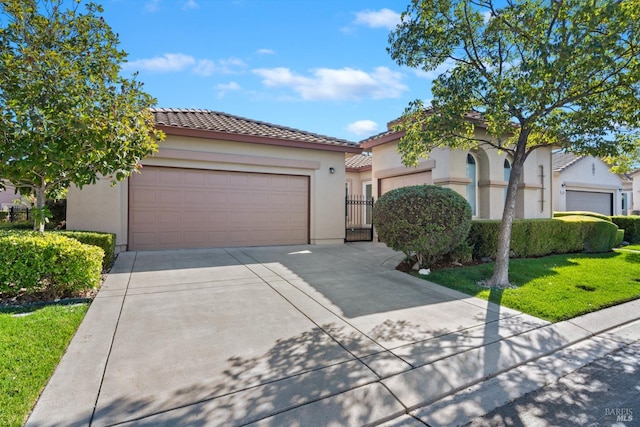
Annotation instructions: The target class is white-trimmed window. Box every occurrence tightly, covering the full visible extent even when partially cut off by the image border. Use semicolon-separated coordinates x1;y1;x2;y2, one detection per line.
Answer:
503;158;511;200
466;153;478;216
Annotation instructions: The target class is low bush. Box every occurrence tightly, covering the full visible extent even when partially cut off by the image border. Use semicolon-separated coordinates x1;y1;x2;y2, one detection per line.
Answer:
611;215;640;244
58;231;116;270
470;216;619;259
0;231;103;298
0;220;33;230
373;185;472;266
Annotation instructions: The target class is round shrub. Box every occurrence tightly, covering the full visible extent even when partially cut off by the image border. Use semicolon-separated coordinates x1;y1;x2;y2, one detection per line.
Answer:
373;185;472;266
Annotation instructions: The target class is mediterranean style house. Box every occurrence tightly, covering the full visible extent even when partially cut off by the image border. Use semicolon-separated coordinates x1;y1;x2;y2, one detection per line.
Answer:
358;116;553;220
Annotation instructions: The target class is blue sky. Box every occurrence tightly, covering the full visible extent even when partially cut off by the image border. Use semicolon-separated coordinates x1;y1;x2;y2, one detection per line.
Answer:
100;0;439;142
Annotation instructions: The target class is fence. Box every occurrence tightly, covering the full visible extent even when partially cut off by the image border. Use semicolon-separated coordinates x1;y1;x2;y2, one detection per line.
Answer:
345;195;374;242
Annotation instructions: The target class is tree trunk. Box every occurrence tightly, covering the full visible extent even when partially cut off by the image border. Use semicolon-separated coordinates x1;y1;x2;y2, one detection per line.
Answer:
487;131;530;288
34;184;46;232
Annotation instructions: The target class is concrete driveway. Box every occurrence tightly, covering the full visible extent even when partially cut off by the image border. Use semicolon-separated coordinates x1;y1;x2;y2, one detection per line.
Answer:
26;243;640;426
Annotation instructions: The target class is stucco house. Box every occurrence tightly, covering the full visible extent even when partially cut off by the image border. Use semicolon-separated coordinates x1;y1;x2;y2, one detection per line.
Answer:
66;108;361;252
630;169;640;214
0;183;31;210
359;115;553;220
0;184;20;207
552;151;632;216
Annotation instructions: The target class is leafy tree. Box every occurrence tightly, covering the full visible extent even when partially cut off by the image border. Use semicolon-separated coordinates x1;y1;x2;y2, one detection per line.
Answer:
0;0;164;231
388;0;640;287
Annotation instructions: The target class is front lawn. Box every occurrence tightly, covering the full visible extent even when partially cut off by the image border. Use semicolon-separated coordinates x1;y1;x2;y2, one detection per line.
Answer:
621;244;640;251
0;303;89;427
424;250;640;322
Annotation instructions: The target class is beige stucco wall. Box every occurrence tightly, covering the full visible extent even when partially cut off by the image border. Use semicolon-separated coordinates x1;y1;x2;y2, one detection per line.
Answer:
368;135;553;220
345;170;372;196
67;178;128;252
552;156;625;215
67;135;349;250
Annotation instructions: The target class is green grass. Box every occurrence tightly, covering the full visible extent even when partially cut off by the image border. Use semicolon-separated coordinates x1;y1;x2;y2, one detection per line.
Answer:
425;251;640;322
621;244;640;251
0;303;89;427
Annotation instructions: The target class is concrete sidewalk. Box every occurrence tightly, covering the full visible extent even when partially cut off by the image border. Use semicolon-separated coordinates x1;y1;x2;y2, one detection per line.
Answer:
26;243;640;427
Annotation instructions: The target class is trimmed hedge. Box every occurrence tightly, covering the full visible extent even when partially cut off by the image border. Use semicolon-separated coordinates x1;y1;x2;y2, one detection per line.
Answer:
470;216;619;259
373;185;472;266
0;231;103;297
556;215;619;252
611;216;640;244
58;231;116;269
553;211;612;222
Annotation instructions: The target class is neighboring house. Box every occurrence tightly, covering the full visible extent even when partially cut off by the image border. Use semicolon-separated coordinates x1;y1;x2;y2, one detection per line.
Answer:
0;182;30;209
67;108;361;252
630;169;640;214
552;152;632;216
359;116;553;219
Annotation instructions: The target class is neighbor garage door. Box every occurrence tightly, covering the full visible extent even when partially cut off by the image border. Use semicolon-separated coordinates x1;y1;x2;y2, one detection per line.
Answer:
129;167;309;250
566;190;613;216
379;171;432;196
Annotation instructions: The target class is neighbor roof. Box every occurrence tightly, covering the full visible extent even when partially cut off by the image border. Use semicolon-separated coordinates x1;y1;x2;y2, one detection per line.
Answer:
552;151;584;172
345;153;373;170
152;108;361;153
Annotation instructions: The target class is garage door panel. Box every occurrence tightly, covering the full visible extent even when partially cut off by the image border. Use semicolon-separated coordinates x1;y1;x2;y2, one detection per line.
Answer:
566;190;613;216
228;173;250;186
129;167;309;250
156;169;182;185
182;171;206;186
205;173;229;186
183;190;207;206
157;189;182;205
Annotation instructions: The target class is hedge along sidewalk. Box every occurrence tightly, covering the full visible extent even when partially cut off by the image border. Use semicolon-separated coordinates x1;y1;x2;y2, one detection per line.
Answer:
0;231;103;300
422;250;640;322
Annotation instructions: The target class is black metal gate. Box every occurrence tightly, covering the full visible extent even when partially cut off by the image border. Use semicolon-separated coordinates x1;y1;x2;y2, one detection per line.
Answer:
345;195;374;242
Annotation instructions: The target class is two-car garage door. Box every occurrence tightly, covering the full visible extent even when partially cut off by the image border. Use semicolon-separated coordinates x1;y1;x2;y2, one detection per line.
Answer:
128;166;309;250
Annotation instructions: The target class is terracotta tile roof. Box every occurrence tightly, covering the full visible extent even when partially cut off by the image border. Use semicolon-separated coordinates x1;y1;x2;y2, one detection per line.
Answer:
360;110;498;148
345;153;373;169
552;151;583;172
152;108;358;149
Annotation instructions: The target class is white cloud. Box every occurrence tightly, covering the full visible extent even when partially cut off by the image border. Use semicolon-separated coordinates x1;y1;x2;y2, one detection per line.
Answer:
257;48;275;55
124;54;245;75
124;53;195;72
145;0;161;13
182;0;199;10
252;66;407;101
194;59;216;76
217;82;241;91
216;81;241;98
347;120;379;136
219;57;246;69
354;8;401;30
